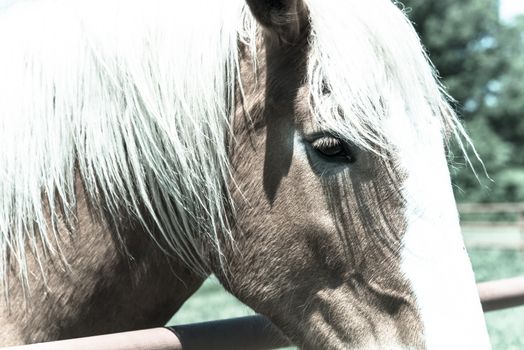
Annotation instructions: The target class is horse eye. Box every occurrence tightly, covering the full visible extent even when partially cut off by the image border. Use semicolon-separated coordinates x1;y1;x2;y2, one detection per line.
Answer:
311;137;355;163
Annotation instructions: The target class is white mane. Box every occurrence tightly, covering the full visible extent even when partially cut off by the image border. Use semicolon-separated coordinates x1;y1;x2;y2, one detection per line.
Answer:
0;0;257;282
0;0;469;285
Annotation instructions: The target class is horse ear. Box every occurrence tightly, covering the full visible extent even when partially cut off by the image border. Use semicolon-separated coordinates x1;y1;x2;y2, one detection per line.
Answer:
246;0;308;44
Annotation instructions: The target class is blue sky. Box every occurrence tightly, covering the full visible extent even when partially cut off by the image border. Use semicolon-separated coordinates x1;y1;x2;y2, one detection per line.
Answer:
500;0;524;20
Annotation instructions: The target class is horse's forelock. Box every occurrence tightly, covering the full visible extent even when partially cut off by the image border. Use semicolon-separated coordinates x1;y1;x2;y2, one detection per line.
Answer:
305;0;468;158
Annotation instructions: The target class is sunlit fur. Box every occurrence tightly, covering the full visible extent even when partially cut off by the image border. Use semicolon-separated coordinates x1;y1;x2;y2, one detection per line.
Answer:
0;0;468;289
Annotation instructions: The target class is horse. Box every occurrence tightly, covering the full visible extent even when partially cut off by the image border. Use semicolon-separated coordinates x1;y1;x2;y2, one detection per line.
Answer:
0;0;490;348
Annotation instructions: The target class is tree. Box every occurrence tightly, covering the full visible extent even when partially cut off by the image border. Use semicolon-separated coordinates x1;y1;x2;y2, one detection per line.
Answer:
402;0;524;202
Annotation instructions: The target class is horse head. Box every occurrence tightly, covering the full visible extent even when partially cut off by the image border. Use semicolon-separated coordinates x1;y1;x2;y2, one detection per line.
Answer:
214;1;490;348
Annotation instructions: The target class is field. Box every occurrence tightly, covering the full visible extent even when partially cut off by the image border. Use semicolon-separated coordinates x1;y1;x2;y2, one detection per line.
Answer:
469;249;524;350
167;248;524;349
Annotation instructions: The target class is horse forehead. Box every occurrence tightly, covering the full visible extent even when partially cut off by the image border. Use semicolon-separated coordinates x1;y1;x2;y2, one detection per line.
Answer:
293;85;316;126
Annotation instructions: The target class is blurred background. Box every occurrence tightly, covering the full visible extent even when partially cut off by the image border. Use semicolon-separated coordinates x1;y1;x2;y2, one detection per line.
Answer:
169;1;524;349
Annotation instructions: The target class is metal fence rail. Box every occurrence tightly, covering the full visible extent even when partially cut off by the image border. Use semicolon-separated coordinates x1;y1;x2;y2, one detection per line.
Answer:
478;276;524;312
3;316;287;350
4;277;524;350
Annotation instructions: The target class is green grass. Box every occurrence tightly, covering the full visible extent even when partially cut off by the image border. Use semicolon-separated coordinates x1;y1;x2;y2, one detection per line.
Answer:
168;277;255;325
168;248;524;349
469;249;524;350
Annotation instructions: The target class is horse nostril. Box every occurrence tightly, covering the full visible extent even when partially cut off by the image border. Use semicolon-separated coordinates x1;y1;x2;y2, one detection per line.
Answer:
380;294;407;316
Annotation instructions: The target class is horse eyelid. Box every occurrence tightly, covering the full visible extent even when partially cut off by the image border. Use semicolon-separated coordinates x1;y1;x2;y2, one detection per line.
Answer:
306;136;356;164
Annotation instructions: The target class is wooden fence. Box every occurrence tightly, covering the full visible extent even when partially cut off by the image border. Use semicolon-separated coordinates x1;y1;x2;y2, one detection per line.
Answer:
458;202;524;249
